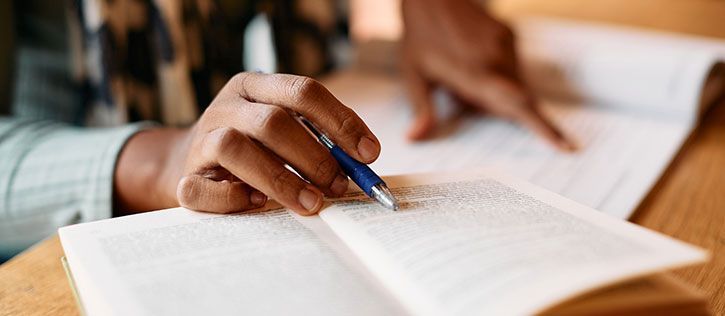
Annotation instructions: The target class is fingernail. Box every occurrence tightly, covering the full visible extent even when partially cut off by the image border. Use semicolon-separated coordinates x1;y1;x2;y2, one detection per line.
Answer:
251;191;267;206
357;137;379;162
298;187;322;213
330;174;349;196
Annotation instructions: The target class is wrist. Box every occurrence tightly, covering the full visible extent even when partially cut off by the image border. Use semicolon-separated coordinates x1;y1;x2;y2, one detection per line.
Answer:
114;127;189;215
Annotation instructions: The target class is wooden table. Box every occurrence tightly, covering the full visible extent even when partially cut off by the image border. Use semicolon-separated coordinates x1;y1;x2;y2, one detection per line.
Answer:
629;100;725;315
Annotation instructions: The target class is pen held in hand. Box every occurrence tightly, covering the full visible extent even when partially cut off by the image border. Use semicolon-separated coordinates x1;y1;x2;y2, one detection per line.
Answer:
294;114;399;211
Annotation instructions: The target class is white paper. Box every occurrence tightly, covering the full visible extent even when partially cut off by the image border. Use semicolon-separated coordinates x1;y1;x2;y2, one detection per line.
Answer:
514;17;725;122
323;71;693;219
59;207;403;316
319;171;707;315
59;172;707;316
323;18;724;219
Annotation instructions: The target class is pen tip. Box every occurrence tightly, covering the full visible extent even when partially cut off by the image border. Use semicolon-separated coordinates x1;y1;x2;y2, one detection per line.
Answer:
372;184;399;211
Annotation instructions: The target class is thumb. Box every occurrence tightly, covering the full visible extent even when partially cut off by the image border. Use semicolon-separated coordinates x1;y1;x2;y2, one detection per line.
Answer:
403;63;436;141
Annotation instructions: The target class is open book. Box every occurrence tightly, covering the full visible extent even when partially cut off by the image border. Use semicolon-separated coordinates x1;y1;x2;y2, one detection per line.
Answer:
326;17;725;219
60;171;708;315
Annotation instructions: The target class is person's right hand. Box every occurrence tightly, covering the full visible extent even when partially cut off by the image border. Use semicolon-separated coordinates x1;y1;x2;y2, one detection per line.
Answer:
114;72;381;216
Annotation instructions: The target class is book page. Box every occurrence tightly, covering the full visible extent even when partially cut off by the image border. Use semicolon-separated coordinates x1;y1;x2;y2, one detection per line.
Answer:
59;207;405;316
514;18;725;122
323;71;691;219
319;171;707;316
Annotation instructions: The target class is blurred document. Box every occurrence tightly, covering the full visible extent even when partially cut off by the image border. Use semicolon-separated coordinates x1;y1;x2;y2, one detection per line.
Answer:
325;18;725;219
325;72;690;219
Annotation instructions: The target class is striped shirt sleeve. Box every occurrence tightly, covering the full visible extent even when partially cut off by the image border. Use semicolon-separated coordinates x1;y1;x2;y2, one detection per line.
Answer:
0;118;151;259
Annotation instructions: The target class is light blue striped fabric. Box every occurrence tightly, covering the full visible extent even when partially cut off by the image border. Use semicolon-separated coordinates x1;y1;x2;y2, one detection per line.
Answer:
0;119;148;260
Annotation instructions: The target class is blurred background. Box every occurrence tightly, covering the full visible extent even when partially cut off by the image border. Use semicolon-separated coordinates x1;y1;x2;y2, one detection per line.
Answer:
1;0;723;122
350;0;725;41
347;0;725;74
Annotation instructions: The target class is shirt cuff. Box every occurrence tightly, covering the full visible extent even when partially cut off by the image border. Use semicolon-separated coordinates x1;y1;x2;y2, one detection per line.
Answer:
83;122;159;222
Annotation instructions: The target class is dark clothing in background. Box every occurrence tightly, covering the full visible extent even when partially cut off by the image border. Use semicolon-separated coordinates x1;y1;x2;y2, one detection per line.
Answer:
0;0;347;261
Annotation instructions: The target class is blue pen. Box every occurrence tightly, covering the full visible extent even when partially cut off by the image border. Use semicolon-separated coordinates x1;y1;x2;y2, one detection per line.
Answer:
295;114;399;211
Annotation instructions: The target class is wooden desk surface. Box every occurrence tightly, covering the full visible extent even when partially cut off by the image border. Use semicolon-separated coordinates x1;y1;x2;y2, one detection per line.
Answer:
0;102;723;315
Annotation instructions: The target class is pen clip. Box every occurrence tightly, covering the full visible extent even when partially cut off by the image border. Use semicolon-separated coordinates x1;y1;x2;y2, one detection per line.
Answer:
294;113;335;148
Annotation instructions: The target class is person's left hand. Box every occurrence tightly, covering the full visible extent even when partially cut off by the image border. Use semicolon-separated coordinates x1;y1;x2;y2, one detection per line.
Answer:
400;0;574;150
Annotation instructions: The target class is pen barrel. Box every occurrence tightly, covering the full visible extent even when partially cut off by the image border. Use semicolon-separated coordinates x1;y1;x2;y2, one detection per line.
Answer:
330;145;383;196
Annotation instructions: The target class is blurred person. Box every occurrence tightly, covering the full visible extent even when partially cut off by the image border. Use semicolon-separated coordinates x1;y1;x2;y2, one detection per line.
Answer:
0;0;569;260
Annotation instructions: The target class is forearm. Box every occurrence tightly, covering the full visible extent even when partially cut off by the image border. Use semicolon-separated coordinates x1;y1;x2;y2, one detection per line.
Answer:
114;127;190;215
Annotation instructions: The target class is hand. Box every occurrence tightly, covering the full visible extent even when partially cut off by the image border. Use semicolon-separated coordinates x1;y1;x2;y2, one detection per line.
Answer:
114;72;381;216
400;0;573;150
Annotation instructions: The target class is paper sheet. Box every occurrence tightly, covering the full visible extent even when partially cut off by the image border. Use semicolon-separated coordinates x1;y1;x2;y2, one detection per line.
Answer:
319;171;707;315
323;71;692;219
514;17;725;121
59;208;402;316
59;172;706;316
322;18;725;219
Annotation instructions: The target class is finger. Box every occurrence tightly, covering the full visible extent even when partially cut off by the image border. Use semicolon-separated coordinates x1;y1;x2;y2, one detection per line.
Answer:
453;95;487;116
222;101;349;197
515;105;577;152
437;68;575;151
480;22;519;79
476;75;576;151
226;72;380;163
402;58;437;141
202;127;325;215
177;175;267;214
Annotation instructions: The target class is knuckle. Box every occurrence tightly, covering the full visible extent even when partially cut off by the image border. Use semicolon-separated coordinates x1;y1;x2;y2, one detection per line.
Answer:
337;114;364;141
176;177;199;209
287;75;322;107
270;169;300;198
253;106;290;138
230;72;248;85
229;72;249;90
228;72;258;101
204;127;247;161
215;127;242;152
312;155;338;185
